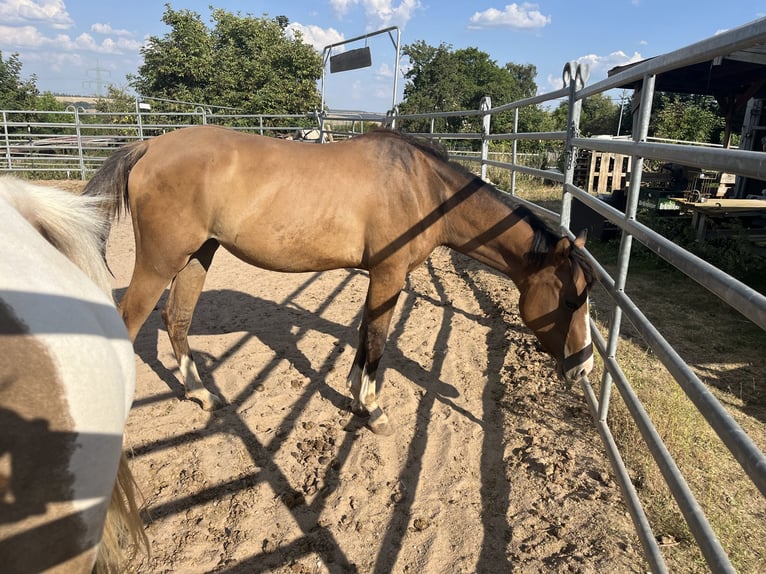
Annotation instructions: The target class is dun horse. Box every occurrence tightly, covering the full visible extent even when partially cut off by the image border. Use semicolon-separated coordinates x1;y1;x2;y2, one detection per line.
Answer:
85;126;593;435
0;177;146;573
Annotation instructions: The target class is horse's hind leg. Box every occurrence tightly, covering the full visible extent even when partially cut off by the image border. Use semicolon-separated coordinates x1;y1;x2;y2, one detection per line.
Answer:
163;239;221;410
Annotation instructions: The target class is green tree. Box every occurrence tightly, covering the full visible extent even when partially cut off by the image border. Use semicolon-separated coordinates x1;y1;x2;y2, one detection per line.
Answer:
398;41;540;141
95;84;137;113
31;92;65;112
132;4;322;115
651;93;724;144
551;93;620;136
0;51;39;109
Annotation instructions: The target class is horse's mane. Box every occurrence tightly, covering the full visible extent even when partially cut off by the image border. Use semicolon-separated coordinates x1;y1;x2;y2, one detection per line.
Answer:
366;128;453;167
365;128;594;284
514;204;594;284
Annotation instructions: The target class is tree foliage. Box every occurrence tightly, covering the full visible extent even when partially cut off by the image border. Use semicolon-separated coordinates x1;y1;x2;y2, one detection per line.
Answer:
551;93;621;137
398;41;539;140
95;85;136;113
131;5;322;114
651;93;725;144
0;51;39;109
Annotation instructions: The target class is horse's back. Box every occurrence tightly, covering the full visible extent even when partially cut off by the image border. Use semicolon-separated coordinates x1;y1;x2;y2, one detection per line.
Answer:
0;186;135;572
127;126;450;272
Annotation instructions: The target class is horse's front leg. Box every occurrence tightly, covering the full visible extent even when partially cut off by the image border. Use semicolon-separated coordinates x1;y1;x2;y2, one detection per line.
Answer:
346;269;404;435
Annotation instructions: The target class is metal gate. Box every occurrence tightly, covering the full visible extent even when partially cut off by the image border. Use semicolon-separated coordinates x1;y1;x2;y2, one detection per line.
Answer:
394;18;766;573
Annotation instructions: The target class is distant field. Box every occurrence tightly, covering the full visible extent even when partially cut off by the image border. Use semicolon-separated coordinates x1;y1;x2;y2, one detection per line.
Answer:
53;95;103;106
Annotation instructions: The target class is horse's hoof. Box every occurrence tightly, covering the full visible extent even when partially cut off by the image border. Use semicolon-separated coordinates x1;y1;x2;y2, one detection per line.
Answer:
369;419;394;436
187;389;223;411
368;406;393;436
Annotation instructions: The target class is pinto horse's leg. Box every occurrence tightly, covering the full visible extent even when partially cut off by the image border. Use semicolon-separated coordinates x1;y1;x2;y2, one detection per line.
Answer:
347;266;405;435
162;240;221;410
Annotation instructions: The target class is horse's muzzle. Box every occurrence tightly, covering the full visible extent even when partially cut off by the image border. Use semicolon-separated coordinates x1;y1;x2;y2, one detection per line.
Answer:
562;343;594;383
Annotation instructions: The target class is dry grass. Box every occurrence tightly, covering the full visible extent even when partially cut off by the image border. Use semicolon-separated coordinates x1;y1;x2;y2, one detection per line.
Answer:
515;181;766;572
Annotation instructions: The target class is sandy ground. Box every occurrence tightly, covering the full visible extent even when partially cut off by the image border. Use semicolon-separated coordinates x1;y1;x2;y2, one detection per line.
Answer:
87;204;646;574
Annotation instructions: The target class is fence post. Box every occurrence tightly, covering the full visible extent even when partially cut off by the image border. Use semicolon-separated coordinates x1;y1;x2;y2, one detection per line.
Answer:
561;62;588;229
70;106;86;180
2;111;10;170
511;108;518;194
137;108;143;140
599;74;657;421
480;97;491;181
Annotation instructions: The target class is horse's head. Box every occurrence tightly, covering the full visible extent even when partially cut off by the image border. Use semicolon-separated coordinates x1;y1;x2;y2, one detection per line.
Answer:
517;232;593;384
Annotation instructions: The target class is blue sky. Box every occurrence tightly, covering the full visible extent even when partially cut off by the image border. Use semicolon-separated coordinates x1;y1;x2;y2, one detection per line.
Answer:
1;1;764;112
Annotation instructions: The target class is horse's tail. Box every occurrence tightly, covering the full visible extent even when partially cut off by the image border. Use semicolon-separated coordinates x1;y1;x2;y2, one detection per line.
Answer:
82;140;149;227
94;453;150;574
0;177;112;296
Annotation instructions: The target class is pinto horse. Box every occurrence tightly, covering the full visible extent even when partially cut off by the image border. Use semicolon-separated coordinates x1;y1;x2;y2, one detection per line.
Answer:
84;126;593;435
0;177;146;573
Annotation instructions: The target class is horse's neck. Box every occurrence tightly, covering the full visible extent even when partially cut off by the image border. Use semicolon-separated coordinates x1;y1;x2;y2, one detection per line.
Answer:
444;182;534;284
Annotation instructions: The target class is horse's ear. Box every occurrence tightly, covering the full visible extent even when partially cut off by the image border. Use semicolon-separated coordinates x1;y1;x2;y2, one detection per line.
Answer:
574;229;587;250
553;236;572;262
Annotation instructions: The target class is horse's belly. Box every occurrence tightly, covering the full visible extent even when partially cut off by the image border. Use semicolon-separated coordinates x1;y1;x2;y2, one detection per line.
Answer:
223;236;364;272
220;213;367;272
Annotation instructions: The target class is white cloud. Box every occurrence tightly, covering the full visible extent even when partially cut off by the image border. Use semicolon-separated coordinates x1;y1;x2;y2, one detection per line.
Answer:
0;23;141;55
545;50;643;91
23;48;81;71
91;22;133;37
287;22;344;51
330;0;421;30
375;62;394;78
330;0;356;16
50;31;142;54
577;50;644;77
0;23;47;47
0;0;73;29
468;3;551;30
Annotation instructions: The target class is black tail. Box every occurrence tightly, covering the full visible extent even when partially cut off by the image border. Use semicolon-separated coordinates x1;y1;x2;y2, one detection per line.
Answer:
82;141;149;254
83;141;149;222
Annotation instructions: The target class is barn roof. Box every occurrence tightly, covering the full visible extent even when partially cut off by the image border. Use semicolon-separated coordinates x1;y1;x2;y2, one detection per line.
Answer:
607;43;766;102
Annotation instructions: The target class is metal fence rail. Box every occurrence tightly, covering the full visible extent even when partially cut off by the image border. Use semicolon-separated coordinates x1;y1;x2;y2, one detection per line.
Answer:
0;107;390;178
397;17;766;574
2;16;766;573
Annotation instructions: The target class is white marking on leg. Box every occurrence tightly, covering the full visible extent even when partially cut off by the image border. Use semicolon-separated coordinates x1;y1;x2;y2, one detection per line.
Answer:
359;371;376;413
180;354;203;391
180;354;220;409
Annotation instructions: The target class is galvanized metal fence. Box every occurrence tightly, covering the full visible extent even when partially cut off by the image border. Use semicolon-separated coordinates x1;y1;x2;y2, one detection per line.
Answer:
0;106;389;178
392;19;766;574
2;16;766;573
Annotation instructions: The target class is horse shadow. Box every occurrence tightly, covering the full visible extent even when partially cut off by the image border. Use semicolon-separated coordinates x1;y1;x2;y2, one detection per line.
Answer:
118;272;465;416
118;259;545;574
121;285;357;413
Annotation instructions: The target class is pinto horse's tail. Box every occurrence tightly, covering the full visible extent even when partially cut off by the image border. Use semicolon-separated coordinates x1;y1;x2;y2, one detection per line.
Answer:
0;176;112;294
82;140;149;243
95;453;150;574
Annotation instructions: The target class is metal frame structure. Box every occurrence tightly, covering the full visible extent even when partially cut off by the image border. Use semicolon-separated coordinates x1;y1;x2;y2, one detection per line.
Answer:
319;26;401;113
